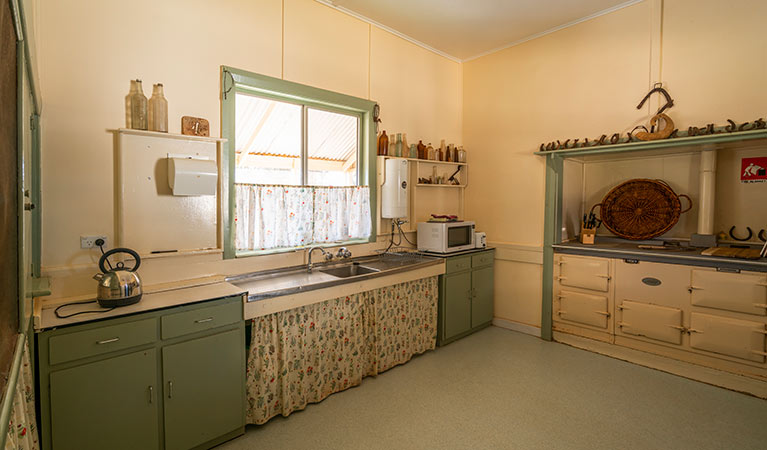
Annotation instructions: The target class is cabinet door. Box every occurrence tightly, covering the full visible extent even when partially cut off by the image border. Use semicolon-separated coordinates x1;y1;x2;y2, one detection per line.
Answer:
690;270;767;316
556;290;610;329
49;349;159;450
471;266;494;328
689;313;766;363
558;255;610;292
162;328;244;450
443;272;472;340
617;300;684;345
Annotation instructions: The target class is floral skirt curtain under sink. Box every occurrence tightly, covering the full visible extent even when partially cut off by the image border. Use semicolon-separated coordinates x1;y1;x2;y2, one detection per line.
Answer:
246;276;438;424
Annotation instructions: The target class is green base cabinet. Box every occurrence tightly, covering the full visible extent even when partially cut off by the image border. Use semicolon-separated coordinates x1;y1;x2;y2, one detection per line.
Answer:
49;349;160;450
37;295;246;450
438;249;495;345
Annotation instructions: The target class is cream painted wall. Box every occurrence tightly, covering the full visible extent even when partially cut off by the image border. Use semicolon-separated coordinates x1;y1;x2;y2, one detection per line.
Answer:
464;0;767;329
38;0;462;297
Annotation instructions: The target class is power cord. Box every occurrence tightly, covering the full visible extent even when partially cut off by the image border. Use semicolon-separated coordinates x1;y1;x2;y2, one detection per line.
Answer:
54;300;116;319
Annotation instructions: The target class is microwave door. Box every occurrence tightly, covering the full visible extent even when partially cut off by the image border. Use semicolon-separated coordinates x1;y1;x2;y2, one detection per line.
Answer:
447;225;473;249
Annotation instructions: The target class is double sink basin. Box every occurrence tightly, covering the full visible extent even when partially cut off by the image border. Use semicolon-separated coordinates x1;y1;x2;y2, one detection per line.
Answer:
227;253;440;302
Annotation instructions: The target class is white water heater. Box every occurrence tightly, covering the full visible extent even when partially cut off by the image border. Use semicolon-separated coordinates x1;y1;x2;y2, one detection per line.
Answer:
382;159;409;218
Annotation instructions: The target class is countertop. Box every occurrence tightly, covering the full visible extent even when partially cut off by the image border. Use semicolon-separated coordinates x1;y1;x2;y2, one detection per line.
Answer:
553;241;767;272
37;282;246;330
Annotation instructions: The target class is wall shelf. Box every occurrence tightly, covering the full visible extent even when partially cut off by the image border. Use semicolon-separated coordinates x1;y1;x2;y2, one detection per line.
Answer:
416;184;466;188
382;155;467;166
533;128;767;160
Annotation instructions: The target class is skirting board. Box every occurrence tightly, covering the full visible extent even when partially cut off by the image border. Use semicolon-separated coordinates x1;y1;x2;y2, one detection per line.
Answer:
553;331;767;399
493;318;542;337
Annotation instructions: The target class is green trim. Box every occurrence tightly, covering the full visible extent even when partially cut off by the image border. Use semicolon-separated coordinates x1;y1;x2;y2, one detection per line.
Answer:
534;128;767;158
220;66;378;259
235;239;369;258
541;154;563;341
30;114;41;276
26;276;51;298
10;0;41;112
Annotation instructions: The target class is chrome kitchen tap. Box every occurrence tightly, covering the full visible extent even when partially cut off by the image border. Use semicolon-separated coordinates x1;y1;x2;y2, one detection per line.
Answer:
335;247;352;259
307;246;333;272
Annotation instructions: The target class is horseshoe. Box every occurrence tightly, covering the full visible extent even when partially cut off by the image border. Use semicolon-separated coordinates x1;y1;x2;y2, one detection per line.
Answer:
634;113;675;141
729;226;753;242
759;229;766;242
636;84;674;115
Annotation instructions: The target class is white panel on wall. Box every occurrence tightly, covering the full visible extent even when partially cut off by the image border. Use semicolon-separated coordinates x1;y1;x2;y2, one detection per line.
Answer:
115;130;223;255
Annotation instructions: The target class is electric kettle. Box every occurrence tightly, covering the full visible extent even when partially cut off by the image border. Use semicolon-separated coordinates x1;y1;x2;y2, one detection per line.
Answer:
93;247;143;307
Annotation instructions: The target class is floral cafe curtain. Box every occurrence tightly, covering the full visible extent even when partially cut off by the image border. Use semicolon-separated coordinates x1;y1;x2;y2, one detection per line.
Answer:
246;276;438;425
235;185;371;252
3;341;39;450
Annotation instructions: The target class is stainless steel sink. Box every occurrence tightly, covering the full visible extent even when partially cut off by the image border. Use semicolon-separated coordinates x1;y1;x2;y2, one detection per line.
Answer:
227;252;440;302
320;263;379;278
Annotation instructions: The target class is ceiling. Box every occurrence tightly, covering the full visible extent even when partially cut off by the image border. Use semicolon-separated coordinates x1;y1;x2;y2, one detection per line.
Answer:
319;0;641;61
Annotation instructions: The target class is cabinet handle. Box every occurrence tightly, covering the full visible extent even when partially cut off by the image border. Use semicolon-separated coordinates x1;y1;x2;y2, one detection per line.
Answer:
596;275;611;280
168;381;173;398
148;386;154;404
195;317;214;324
753;303;767;310
687;328;703;334
617;321;630;328
668;325;687;332
594;311;610;317
96;337;120;345
751;350;767;357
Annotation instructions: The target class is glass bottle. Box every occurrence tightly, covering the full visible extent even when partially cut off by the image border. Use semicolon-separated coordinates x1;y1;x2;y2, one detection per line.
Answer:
409;144;417;159
148;83;168;132
378;131;388;156
127;79;147;130
125;80;136;128
401;133;409;157
417;140;426;159
426;143;435;160
457;146;467;163
445;144;453;162
439;139;446;161
395;133;402;157
389;139;396;157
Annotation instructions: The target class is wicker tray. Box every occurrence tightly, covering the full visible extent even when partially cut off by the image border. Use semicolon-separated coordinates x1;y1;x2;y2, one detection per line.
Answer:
591;179;692;240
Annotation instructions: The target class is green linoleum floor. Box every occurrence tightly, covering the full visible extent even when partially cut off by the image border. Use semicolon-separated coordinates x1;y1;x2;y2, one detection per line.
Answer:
218;326;767;450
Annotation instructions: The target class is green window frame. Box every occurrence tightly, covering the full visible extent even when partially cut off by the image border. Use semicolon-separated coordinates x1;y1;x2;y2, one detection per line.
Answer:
220;66;378;259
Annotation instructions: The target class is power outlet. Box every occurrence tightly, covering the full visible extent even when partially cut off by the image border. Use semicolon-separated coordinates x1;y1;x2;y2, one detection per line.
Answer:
81;235;107;249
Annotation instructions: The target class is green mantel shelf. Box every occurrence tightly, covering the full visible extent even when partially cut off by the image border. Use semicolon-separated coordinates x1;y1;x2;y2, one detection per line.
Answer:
534;128;767;158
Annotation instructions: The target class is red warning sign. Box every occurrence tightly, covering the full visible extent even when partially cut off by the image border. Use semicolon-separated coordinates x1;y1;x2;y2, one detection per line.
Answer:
741;157;767;183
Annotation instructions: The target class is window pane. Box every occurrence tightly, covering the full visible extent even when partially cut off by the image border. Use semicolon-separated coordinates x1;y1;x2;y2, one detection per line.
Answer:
235;93;302;185
307;108;359;187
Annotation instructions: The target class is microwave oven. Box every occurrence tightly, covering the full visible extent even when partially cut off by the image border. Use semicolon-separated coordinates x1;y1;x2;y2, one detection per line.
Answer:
417;221;475;253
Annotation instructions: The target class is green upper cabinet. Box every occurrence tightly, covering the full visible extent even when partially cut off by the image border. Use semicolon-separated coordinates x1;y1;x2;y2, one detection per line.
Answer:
162;328;245;450
49;349;160;450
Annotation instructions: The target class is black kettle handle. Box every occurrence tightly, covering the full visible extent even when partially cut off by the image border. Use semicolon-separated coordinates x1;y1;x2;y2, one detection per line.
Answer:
99;248;141;273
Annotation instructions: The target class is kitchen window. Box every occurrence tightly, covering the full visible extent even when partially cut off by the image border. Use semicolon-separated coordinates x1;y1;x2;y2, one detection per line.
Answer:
221;67;377;257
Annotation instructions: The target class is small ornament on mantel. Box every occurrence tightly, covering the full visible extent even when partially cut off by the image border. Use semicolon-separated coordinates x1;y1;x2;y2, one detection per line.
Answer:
181;116;210;137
